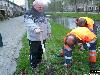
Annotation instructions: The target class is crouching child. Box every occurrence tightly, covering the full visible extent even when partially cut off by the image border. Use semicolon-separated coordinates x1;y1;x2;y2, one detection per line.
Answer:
63;27;97;70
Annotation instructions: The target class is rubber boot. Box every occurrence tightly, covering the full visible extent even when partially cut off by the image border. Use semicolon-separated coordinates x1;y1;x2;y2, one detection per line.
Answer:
89;62;96;70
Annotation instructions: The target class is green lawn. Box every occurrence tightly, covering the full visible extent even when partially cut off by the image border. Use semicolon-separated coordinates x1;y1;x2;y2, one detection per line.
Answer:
48;12;100;21
15;20;100;75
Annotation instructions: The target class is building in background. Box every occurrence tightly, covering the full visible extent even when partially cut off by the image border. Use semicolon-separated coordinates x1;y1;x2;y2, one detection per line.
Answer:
0;0;24;20
63;0;100;12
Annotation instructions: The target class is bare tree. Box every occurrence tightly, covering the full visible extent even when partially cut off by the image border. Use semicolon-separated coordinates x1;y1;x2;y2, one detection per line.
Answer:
48;0;63;12
63;0;79;12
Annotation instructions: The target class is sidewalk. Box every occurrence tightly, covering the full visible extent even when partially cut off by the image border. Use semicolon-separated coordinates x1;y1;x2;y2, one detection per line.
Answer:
0;16;26;75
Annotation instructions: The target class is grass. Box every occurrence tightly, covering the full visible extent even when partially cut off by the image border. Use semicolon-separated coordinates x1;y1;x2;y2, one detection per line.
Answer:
48;12;100;21
15;20;100;75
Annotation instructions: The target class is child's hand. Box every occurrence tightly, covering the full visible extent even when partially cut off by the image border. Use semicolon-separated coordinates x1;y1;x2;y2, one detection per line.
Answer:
64;63;72;68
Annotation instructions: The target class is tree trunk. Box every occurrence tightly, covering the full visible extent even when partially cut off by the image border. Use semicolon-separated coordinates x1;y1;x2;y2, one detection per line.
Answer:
85;0;88;14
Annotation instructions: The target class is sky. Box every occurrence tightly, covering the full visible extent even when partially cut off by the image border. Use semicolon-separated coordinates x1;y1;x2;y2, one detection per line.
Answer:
9;0;51;6
9;0;25;5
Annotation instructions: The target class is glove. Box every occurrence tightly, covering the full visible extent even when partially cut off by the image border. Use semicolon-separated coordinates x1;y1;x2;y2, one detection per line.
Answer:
34;28;42;33
86;43;90;48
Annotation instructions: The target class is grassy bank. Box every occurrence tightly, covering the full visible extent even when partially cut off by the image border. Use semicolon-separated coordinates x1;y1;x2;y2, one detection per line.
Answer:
16;20;100;75
48;12;100;21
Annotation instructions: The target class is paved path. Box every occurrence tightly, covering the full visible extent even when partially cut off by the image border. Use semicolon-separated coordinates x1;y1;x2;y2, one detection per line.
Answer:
0;16;26;75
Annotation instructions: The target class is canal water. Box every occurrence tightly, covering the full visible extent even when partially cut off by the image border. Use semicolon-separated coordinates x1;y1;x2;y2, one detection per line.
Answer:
55;17;100;36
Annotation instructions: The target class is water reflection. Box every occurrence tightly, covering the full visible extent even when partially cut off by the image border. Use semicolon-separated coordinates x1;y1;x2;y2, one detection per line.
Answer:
56;17;76;29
